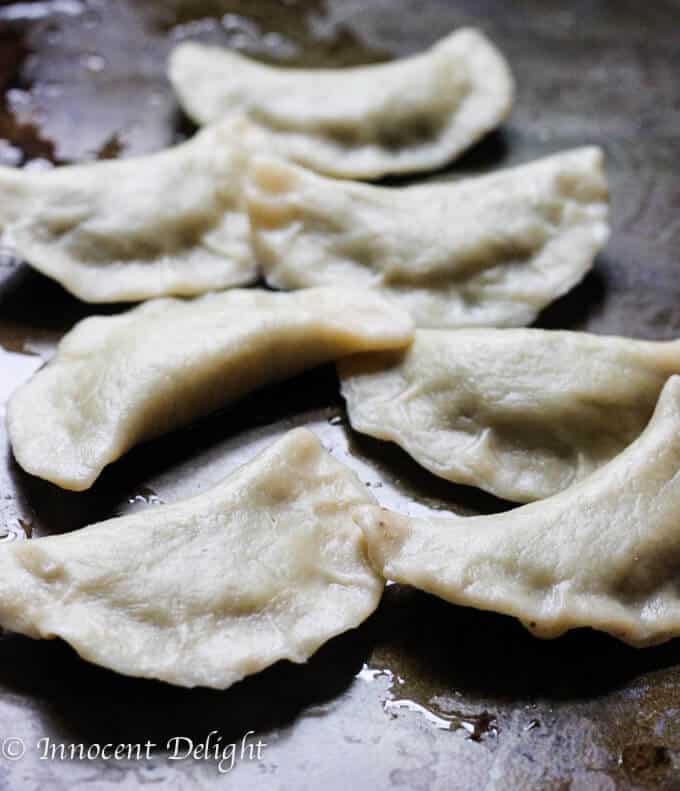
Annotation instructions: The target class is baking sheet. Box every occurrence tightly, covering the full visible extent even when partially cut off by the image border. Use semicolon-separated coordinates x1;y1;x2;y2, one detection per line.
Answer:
0;1;680;788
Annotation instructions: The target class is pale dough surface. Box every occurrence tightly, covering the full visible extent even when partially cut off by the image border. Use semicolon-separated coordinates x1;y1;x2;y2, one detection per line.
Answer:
356;376;680;647
169;29;514;179
8;287;413;490
247;148;609;329
340;329;680;501
0;429;383;688
0;120;258;303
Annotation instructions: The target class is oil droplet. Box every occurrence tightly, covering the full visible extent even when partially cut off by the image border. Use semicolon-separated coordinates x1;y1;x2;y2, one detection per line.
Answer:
80;53;106;72
385;698;498;741
127;487;163;507
356;663;404;685
384;699;454;731
358;662;497;740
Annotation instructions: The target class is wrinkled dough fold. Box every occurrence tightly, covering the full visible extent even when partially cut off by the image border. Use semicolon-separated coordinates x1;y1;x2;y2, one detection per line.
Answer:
247;147;609;328
7;287;413;490
0;429;383;688
169;28;514;179
0;120;258;303
356;376;680;647
340;329;680;501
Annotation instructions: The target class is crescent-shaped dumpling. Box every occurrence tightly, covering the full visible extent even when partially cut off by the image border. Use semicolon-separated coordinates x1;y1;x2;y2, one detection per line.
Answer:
247;148;609;329
7;287;414;491
339;329;680;502
356;376;680;647
169;29;514;179
0;429;383;688
0;119;258;303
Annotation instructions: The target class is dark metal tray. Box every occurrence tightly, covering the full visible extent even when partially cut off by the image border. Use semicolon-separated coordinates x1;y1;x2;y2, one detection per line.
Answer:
1;1;679;788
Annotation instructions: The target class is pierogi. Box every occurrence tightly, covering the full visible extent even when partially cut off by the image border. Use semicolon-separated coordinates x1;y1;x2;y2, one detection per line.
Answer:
356;376;680;647
247;148;609;329
0;429;383;688
8;288;413;490
0;119;259;303
169;29;514;179
340;328;680;501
